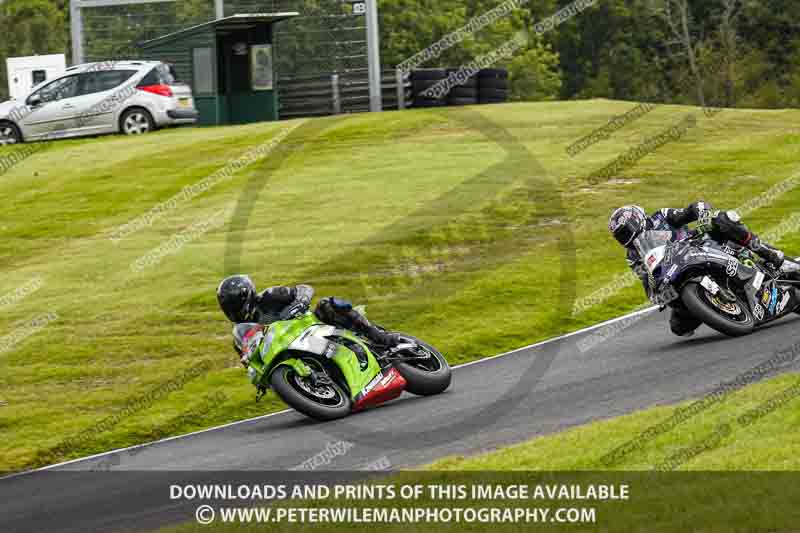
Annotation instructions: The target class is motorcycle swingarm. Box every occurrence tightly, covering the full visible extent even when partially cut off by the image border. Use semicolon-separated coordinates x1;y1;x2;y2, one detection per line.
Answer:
380;353;429;364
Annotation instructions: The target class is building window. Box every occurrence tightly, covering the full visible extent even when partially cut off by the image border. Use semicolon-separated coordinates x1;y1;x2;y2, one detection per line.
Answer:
32;70;47;85
192;47;214;95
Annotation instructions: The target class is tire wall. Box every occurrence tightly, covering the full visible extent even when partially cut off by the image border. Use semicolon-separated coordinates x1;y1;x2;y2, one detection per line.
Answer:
410;68;508;108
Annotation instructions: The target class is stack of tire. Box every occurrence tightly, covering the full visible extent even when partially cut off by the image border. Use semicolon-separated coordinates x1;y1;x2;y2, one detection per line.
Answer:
478;68;509;104
410;68;448;108
446;68;479;106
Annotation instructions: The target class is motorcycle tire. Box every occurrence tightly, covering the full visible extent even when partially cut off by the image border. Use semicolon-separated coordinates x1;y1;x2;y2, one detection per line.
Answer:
270;357;352;421
410;68;448;81
478;77;509;90
681;282;755;337
392;334;452;396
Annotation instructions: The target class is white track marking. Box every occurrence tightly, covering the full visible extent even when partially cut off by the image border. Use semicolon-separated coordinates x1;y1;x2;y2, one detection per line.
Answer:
7;306;658;478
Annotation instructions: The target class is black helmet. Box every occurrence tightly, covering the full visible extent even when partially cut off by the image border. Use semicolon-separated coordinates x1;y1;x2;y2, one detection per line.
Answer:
217;275;257;323
609;205;647;246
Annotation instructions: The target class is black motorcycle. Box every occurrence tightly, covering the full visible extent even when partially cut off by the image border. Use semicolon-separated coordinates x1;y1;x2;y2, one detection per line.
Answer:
635;229;800;337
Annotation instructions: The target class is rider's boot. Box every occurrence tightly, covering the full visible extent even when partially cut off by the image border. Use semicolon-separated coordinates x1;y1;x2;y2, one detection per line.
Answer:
749;236;800;278
316;297;404;347
749;236;786;269
350;313;404;347
670;308;701;337
716;212;787;269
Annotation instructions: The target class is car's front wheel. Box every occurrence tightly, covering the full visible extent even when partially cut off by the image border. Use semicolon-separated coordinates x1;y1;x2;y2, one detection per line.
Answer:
120;109;155;135
0;122;23;145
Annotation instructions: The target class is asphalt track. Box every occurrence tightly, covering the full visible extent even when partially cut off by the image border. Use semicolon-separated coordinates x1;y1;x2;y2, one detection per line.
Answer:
3;307;800;532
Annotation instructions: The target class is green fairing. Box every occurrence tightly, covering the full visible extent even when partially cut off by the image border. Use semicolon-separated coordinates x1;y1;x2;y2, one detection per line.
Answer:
260;312;321;367
329;331;381;399
246;311;382;399
274;358;311;378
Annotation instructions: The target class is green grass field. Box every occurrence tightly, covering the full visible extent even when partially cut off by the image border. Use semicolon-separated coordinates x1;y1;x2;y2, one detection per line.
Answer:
2;100;800;472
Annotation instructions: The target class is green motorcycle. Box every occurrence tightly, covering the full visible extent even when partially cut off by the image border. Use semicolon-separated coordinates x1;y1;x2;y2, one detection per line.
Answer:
232;311;452;421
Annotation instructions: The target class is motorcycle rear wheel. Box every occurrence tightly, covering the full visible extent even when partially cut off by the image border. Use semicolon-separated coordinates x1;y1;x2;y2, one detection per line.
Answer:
681;282;755;337
270;357;352;421
392;334;452;396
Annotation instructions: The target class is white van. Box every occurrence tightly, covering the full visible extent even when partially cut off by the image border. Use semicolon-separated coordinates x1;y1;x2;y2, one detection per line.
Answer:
6;54;67;101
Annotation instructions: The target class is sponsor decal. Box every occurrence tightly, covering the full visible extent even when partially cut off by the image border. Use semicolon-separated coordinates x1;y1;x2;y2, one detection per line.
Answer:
698;210;713;231
647;254;657;267
723;244;735;256
753;303;765;321
361;372;384;396
726;258;739;277
752;272;765;290
777;291;791;314
700;276;720;295
761;289;771;305
380;372;396;387
768;286;779;314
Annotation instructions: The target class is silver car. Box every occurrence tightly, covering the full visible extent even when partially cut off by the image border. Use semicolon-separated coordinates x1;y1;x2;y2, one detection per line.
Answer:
0;60;198;144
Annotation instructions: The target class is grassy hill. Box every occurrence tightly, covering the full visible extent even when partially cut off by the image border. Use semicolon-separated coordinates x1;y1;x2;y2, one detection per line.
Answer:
2;100;800;471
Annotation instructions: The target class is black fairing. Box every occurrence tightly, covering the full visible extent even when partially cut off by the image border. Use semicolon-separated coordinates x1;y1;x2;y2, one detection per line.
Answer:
656;237;799;325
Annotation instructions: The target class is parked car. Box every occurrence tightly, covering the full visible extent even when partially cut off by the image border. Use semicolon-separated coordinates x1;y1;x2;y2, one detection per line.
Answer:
0;60;198;144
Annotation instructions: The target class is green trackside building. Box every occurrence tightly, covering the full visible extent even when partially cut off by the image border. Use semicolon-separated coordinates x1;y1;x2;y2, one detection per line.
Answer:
139;12;298;126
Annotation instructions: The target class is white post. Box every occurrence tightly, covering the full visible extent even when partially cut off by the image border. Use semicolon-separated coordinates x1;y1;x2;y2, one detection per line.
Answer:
365;0;382;112
71;0;84;65
214;0;223;19
395;68;405;110
331;73;341;114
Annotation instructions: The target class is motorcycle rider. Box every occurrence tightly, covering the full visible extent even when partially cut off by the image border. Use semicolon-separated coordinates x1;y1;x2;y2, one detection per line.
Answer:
609;202;800;336
216;275;402;358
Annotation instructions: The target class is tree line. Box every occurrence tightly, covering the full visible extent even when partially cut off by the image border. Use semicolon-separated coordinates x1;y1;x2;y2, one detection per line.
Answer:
0;0;798;108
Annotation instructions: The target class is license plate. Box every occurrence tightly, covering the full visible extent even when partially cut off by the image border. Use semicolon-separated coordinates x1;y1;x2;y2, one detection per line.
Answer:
178;98;191;108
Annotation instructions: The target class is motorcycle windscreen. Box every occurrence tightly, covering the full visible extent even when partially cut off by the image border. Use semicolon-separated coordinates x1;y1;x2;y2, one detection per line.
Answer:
633;230;674;276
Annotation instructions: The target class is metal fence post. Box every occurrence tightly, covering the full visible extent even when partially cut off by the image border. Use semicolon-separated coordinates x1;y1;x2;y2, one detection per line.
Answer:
396;68;406;110
365;0;382;112
331;73;341;114
71;0;84;64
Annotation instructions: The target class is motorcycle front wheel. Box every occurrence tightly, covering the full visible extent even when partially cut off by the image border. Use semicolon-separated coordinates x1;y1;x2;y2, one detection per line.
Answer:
270;357;352;421
681;281;755;337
